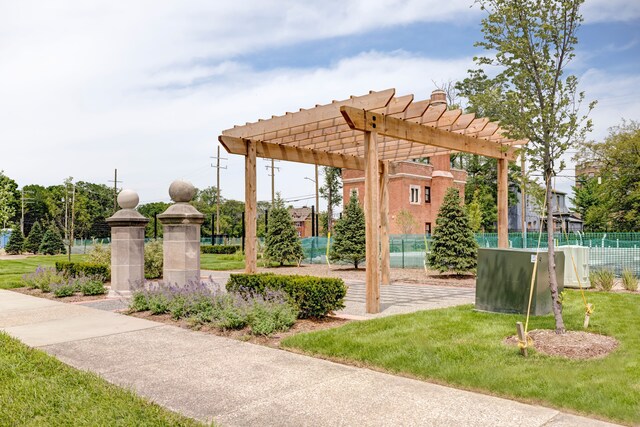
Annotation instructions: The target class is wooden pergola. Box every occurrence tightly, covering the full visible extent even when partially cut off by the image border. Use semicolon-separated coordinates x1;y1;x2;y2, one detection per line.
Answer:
219;88;526;313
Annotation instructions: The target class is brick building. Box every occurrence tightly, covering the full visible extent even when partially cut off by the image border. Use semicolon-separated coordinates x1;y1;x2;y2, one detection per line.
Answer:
288;206;313;237
342;155;466;235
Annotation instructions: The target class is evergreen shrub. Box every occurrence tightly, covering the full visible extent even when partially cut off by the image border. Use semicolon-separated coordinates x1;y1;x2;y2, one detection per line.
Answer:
55;261;109;281
226;273;346;318
201;245;240;254
5;226;24;255
427;187;478;274
329;194;366;268
39;225;66;255
23;221;44;254
264;195;304;266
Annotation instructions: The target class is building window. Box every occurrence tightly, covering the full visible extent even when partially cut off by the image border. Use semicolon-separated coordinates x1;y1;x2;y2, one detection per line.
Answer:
410;185;420;204
424;186;431;203
425;222;431;235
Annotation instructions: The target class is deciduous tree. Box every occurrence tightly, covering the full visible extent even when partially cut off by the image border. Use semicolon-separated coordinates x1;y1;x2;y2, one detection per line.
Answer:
458;0;594;333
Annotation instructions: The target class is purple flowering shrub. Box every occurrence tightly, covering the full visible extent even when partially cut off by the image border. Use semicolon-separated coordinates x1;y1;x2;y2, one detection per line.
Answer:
22;267;63;292
21;266;105;297
130;279;298;335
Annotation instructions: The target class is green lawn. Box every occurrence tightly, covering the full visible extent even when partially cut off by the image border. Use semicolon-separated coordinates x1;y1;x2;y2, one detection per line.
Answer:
283;291;640;425
0;255;86;289
0;332;203;426
200;253;245;270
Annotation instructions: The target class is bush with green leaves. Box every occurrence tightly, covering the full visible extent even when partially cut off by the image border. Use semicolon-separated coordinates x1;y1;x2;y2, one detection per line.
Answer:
329;193;365;268
39;225;66;255
21;267;64;292
51;282;76;298
264;195;304;266
427;187;478;275
78;278;107;296
5;225;24;255
201;245;240;254
144;240;163;279
129;279;299;335
590;269;615;291
247;292;298;335
87;243;111;271
23;221;44;254
621;269;638;292
226;273;346;318
55;261;109;281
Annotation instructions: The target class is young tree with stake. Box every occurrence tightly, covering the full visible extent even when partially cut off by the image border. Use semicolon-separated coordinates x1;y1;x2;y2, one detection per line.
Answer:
459;0;595;333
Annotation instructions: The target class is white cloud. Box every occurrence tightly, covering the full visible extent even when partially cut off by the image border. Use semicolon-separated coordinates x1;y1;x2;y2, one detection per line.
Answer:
0;0;637;211
582;0;640;23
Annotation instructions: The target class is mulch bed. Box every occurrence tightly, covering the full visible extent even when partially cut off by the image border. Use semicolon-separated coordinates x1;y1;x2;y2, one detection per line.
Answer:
10;287;108;303
127;310;351;348
505;329;619;359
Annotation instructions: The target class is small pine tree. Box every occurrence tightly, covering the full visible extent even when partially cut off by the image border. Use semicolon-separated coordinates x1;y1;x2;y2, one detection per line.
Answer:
5;225;25;255
264;195;304;266
428;187;478;275
330;194;366;268
24;221;44;254
39;224;66;255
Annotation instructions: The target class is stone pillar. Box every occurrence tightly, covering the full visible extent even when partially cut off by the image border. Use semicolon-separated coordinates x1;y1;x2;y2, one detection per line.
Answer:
106;189;149;298
158;180;205;286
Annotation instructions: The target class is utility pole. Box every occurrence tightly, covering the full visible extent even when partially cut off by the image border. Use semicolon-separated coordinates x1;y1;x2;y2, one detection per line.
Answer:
265;160;280;206
210;146;227;236
108;169;122;213
20;189;33;235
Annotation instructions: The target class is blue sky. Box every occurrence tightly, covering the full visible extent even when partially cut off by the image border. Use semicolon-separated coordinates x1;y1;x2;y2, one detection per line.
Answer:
1;1;639;209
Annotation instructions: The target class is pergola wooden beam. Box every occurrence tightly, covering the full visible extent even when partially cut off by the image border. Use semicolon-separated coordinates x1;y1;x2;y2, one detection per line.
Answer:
340;106;517;161
220;88;527;315
219;135;365;170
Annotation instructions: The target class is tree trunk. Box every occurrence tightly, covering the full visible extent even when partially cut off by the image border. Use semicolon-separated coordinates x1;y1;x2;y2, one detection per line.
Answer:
546;170;566;334
327;186;333;234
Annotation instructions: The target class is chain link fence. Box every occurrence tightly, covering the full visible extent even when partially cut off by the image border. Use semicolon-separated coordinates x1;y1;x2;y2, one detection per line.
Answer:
300;232;640;276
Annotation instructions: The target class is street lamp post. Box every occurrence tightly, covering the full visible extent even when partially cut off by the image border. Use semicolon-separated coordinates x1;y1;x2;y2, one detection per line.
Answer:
304;170;319;236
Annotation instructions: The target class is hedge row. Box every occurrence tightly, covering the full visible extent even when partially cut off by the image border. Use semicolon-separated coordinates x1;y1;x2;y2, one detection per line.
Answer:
201;245;240;254
55;261;109;280
226;273;346;318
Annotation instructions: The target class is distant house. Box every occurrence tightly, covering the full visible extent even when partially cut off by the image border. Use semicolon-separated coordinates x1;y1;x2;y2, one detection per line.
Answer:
289;206;313;237
509;189;583;233
342;155;466;235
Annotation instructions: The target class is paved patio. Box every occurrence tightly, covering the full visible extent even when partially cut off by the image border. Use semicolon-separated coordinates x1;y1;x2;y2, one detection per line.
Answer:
201;270;476;319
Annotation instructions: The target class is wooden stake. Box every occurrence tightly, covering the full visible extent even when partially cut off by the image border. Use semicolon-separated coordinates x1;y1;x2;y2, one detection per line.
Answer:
516;322;528;357
584;304;593;329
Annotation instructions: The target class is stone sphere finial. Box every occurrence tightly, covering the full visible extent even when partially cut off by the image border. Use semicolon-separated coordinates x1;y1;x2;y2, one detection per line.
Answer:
117;189;139;209
169;180;196;203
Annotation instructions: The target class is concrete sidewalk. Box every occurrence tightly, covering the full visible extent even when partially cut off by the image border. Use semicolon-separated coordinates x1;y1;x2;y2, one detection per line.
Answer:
0;290;620;427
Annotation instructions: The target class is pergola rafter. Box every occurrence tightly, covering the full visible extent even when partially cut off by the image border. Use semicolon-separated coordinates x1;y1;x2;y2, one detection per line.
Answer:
219;88;527;314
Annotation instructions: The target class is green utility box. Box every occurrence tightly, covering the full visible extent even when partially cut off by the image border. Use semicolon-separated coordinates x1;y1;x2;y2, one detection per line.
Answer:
476;248;564;315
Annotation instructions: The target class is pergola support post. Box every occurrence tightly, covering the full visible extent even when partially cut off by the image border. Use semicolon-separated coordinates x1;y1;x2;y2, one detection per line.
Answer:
497;158;508;248
380;160;390;286
364;131;380;313
245;140;257;273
